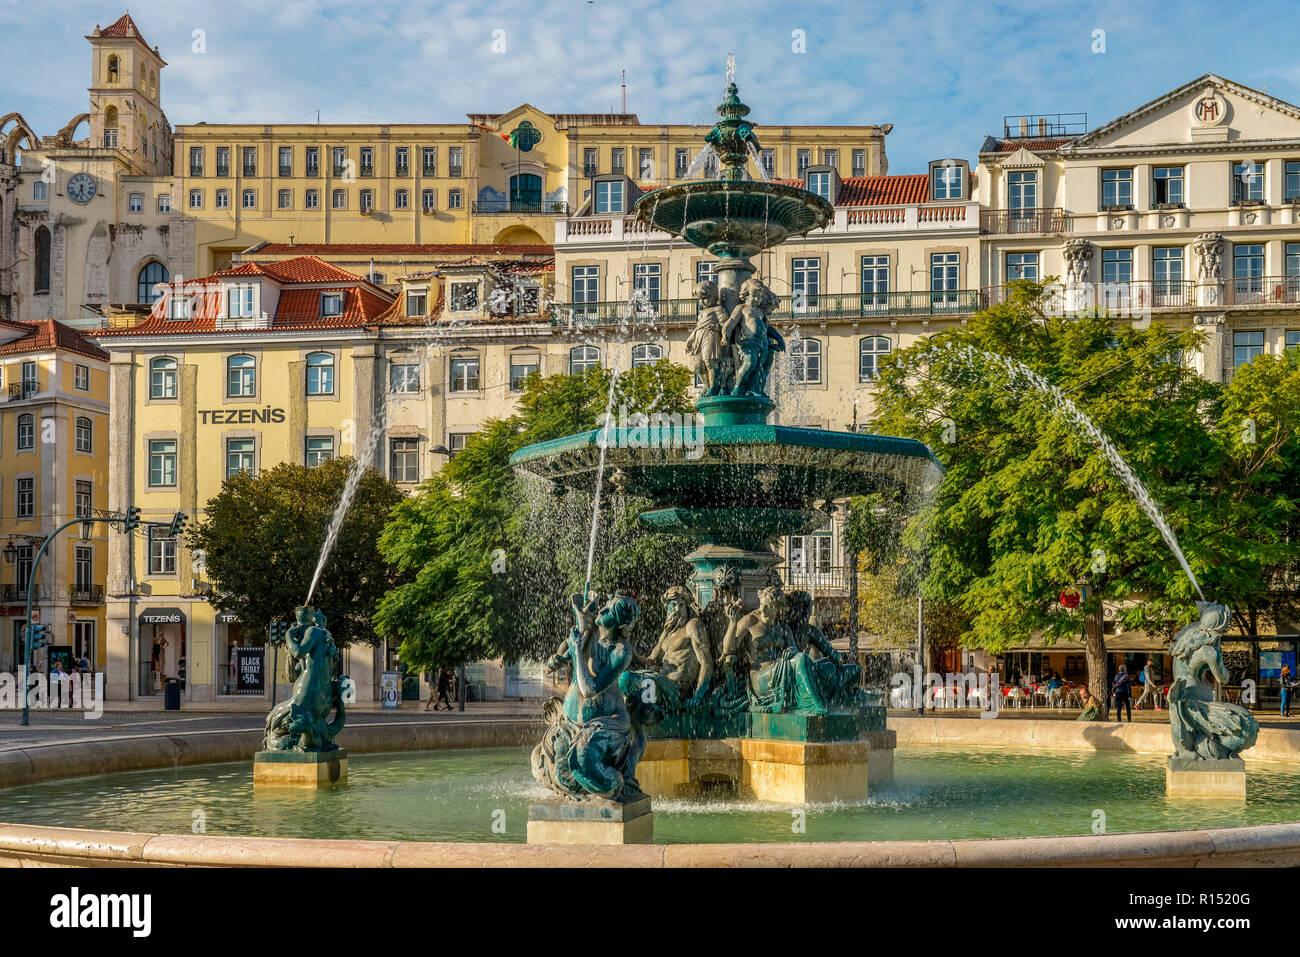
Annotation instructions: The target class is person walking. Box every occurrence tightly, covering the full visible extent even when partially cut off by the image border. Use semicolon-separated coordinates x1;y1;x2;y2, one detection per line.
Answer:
1134;658;1157;710
1111;663;1133;722
1281;664;1294;718
435;668;454;712
423;669;440;712
49;658;66;709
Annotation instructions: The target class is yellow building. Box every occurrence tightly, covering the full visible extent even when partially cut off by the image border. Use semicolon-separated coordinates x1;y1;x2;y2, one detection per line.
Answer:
0;319;110;679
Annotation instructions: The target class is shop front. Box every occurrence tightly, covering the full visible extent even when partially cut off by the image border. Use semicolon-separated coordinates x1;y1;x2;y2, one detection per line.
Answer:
137;607;186;698
216;611;266;698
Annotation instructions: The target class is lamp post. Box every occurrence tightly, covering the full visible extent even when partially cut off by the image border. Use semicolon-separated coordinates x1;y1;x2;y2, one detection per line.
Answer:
19;507;162;726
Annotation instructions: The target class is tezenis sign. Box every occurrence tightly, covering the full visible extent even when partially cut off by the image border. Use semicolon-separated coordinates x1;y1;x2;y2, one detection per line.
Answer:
199;408;286;425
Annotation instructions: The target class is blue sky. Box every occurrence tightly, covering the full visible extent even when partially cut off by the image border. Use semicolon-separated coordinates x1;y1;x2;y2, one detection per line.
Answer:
6;0;1300;174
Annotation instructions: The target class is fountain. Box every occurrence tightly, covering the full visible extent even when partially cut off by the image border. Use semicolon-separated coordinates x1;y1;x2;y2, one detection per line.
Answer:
510;81;943;842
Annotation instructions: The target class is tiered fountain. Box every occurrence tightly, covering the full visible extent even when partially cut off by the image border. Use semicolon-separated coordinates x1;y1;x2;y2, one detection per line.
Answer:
511;83;943;844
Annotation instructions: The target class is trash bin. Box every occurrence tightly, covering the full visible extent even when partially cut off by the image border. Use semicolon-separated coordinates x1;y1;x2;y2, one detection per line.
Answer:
164;677;181;711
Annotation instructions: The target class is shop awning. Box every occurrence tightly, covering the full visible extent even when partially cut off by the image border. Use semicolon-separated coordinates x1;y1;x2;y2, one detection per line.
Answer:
1004;630;1169;653
138;607;186;626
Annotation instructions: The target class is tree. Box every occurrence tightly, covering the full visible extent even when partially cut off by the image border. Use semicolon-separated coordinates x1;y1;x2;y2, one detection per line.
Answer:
375;361;698;672
869;282;1223;703
188;458;406;646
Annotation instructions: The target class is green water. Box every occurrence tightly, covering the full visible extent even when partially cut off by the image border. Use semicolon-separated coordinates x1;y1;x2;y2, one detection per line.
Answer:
2;746;1298;844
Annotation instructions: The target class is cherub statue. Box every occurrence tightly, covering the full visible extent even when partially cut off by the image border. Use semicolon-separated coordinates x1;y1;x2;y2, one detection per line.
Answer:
1168;601;1259;760
723;277;784;397
685;280;733;395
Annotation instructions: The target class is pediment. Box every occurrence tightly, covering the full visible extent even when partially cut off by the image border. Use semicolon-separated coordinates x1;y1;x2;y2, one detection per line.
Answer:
1066;74;1300;151
999;146;1047;168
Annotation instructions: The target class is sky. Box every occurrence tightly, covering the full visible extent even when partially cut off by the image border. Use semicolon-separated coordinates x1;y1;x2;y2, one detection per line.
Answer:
5;0;1300;174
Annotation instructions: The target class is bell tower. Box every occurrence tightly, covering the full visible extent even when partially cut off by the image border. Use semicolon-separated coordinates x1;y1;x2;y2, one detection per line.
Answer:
86;13;169;175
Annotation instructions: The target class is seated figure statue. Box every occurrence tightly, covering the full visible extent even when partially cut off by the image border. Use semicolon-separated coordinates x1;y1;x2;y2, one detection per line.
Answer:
263;606;347;752
784;590;867;708
719;585;829;716
646;585;715;709
685;280;733;396
533;591;667;800
723;278;784;397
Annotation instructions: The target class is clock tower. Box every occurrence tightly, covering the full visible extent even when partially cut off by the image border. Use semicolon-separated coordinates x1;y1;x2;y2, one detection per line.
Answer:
86;13;171;176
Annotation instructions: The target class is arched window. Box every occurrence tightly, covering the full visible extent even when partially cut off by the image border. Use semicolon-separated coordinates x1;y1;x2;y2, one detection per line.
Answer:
150;357;178;399
34;226;50;294
215;189;230;209
277;189;292;209
631;343;664;367
103;105;118;148
241;189;256;208
16;413;34;451
510;173;542;211
422;189;436;211
359;189;374;211
331;189;346;209
859;336;891;382
305;189;319;209
569;345;601;374
226;354;256;397
75;416;92;453
789;337;822;384
107;55;119;82
306;352;334;395
137;261;168;304
394;189;409;209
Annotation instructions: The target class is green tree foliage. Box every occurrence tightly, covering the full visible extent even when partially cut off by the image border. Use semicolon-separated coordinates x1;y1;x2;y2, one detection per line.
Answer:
188;457;405;646
375;361;698;671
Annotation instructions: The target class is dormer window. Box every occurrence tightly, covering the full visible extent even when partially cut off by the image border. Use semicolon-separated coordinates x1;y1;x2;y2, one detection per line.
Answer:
168;294;195;320
807;171;832;201
929;160;968;201
320;292;344;317
226;284;256;318
594;180;624;214
450;281;479;311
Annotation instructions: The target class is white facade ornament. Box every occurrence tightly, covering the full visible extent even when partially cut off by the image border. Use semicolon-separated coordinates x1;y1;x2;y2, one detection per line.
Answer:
1110;217;1125;229
1062;238;1094;284
1162;215;1176;227
1190;90;1228;127
1244;212;1258;225
1194;232;1225;281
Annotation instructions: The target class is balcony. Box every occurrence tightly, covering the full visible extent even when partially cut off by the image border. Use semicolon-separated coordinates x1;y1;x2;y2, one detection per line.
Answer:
980;207;1070;235
0;584;48;604
778;564;852;595
70;584;105;605
472;198;571;215
448;166;463;178
359;165;374;178
1226;275;1300;307
422;164;437;177
550;290;979;326
8;382;37;401
980;280;1195;312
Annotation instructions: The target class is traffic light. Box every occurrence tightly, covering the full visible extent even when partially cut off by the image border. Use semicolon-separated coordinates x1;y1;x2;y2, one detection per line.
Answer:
168;511;188;536
27;623;51;649
123;505;141;532
269;620;287;643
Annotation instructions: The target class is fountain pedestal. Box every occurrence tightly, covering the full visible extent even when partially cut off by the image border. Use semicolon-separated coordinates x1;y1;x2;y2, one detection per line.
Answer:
640;728;895;803
1165;755;1246;799
253;749;348;788
526;794;654;845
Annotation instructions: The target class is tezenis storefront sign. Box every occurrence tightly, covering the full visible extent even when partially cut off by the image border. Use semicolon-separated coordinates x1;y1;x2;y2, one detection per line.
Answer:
199;408;286;425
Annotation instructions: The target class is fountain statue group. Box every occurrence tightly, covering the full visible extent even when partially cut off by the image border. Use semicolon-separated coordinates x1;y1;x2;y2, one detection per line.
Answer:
686;277;784;398
262;605;348;753
1168;601;1259;761
532;572;867;801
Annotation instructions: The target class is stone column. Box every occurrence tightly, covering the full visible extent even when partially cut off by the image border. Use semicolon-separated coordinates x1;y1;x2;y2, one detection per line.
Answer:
350;344;382;469
106;351;135;701
1196;314;1228;383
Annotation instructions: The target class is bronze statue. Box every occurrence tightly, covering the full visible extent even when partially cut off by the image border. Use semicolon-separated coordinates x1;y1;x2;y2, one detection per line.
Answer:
720;585;829;715
646;585;715;708
723;277;784;397
1169;601;1259;760
262;606;347;752
685;280;733;396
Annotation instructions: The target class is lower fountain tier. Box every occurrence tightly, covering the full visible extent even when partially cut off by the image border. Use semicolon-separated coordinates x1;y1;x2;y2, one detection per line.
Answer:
510;423;941;510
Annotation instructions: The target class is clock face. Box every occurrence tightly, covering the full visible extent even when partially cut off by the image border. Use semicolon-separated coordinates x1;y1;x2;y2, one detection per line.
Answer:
67;173;97;204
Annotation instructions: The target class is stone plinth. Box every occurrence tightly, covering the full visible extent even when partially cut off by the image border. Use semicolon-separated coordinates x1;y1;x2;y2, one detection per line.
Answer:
1166;755;1246;799
639;730;895;803
749;708;885;742
253;749;348;788
526;794;653;845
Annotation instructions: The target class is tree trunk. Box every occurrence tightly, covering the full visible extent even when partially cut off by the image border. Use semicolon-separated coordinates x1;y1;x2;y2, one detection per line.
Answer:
1085;608;1107;717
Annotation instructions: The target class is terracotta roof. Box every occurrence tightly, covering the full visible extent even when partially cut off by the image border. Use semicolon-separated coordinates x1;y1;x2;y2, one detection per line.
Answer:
0;319;109;361
837;174;928;206
87;13;162;61
251;243;554;257
983;136;1076;154
93;256;397;338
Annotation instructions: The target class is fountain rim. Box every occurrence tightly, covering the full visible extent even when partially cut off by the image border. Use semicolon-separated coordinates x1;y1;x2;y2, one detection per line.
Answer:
633;179;834;234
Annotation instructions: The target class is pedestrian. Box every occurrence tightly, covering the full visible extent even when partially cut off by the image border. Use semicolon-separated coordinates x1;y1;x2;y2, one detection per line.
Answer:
1281;664;1294;718
1112;663;1133;722
49;658;66;709
423;669;440;712
1135;658;1157;710
436;668;454;711
76;653;91;677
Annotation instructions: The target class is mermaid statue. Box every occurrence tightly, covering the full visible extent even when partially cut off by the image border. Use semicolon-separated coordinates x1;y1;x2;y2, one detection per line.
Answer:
1168;601;1259;761
533;591;672;801
262;606;347;752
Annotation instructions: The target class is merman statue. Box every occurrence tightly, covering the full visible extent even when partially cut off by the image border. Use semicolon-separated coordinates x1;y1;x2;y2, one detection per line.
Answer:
1168;601;1259;760
533;591;671;800
784;589;867;708
262;606;347;752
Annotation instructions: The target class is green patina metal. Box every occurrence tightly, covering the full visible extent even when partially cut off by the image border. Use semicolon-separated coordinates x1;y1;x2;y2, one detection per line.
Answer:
261;606;347;753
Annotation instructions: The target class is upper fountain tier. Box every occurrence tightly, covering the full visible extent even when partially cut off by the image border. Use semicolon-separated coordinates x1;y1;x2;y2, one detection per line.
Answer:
633;83;832;259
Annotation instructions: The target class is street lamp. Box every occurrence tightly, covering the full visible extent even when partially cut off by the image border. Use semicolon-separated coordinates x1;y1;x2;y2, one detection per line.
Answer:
2;542;15;564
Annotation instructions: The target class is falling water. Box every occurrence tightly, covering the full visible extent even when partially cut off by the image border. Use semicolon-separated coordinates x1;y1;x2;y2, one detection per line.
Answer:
684;144;717;180
936;343;1205;599
746;140;771;182
307;399;390;603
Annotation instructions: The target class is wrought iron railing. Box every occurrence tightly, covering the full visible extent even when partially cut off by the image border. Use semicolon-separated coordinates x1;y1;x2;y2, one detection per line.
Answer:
70;584;105;605
980;207;1070;235
471;198;571;215
777;564;852;593
1227;275;1300;306
549;290;980;325
980;280;1195;311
